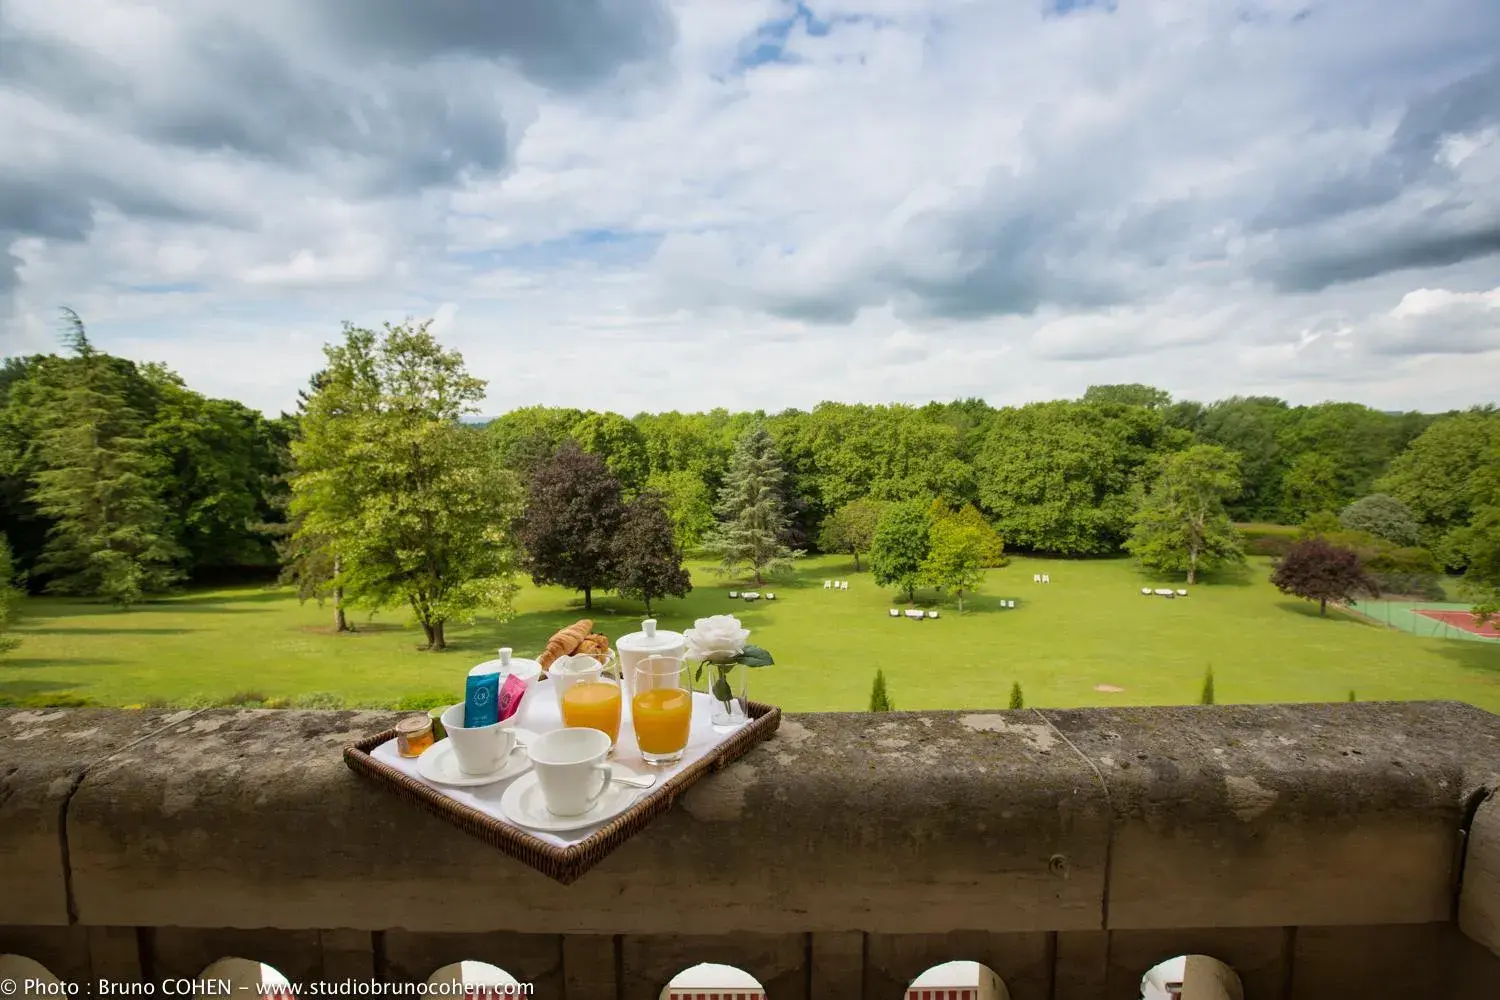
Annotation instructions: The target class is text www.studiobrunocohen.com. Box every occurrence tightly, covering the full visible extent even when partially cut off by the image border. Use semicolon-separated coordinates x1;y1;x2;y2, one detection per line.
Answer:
1;981;535;997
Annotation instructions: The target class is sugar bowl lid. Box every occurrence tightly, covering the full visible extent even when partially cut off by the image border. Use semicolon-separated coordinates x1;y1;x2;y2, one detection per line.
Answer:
469;647;543;682
616;618;684;652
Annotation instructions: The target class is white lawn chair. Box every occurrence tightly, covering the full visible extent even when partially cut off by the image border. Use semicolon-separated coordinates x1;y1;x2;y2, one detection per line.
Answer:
1141;588;1153;595
927;611;939;619
1176;589;1188;597
905;609;925;620
889;608;900;618
1008;600;1016;608
729;591;739;598
1154;588;1173;597
841;581;849;591
1033;574;1041;584
824;580;832;589
1042;574;1051;584
765;593;776;600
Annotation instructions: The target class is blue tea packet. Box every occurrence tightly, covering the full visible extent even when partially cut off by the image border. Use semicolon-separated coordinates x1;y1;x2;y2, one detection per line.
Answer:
464;671;500;728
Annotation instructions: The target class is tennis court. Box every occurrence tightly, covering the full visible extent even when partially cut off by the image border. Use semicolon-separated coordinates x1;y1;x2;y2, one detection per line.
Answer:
1349;600;1500;642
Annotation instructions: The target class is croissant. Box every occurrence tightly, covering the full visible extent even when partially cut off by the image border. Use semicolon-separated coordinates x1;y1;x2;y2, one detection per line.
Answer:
575;633;611;657
539;619;593;670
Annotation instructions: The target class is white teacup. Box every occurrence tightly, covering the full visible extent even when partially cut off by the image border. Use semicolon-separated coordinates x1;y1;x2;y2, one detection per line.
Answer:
528;727;612;816
440;703;517;776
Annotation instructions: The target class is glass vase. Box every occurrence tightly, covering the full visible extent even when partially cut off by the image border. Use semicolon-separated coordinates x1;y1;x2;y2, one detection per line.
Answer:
701;660;750;732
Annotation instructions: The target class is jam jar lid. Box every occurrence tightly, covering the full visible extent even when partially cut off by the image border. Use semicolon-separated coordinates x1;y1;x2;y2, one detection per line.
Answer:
396;714;432;735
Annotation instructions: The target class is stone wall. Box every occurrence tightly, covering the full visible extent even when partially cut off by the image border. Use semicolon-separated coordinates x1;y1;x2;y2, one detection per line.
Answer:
3;701;1500;998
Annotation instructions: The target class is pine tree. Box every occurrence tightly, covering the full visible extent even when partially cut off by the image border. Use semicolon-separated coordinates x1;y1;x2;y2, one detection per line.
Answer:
1200;666;1216;705
613;491;692;614
869;669;893;712
705;425;801;584
28;309;183;606
1008;682;1024;710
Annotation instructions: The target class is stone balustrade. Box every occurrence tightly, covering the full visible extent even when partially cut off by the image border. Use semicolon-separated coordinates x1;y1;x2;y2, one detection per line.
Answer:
3;701;1500;998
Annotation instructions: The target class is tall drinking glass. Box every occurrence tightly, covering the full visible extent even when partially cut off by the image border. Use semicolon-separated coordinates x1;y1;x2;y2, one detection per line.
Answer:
630;654;693;766
553;650;623;752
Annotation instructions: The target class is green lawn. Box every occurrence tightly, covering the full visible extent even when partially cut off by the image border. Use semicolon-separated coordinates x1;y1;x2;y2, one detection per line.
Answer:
5;555;1500;712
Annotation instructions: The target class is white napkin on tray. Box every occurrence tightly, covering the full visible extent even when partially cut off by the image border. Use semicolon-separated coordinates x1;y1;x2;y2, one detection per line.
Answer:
368;677;735;848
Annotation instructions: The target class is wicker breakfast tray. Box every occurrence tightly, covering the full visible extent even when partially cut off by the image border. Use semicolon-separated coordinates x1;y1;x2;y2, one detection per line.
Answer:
344;696;780;885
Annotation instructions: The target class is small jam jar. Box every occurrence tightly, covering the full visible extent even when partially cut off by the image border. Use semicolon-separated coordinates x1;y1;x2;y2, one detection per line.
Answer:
394;715;435;758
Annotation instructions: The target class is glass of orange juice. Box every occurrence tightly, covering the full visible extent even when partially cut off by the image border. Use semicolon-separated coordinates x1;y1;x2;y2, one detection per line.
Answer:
554;651;623;751
630;654;693;765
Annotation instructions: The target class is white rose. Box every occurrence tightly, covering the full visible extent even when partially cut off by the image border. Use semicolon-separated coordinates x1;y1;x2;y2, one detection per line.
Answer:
685;614;750;663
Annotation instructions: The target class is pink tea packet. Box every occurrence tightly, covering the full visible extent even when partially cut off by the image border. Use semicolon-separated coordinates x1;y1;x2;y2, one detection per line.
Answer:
497;673;527;723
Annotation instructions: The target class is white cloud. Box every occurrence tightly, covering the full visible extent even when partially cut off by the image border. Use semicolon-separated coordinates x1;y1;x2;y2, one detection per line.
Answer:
3;0;1500;415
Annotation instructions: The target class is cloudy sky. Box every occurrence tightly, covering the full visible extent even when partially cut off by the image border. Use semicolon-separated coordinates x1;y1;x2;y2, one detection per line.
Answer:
2;0;1498;417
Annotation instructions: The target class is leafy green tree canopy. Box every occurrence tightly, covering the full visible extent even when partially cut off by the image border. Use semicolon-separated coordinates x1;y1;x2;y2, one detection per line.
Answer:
291;320;520;649
818;497;889;571
1339;494;1421;546
870;499;933;602
1125;444;1244;584
921;517;986;611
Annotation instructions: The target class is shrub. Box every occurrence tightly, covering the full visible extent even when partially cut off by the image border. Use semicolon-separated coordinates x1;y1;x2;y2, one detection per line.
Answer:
393;691;456;712
1008;682;1024;710
218;691;270;707
0;692;98;708
1200;667;1215;705
291;692;346;710
1340;494;1421;547
869;669;894;712
1238;523;1298;558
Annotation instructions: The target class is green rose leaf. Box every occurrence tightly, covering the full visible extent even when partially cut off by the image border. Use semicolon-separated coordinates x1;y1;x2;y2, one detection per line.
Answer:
694;662;704;683
711;675;734;703
737;644;774;667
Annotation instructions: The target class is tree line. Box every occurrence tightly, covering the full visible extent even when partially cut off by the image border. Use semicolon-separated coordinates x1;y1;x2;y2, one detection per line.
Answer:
2;316;1497;637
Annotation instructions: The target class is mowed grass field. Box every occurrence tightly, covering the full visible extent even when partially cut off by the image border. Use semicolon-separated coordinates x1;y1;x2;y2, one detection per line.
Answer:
5;554;1500;712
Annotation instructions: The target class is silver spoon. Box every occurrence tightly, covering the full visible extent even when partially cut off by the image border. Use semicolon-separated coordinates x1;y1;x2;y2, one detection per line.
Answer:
611;772;657;789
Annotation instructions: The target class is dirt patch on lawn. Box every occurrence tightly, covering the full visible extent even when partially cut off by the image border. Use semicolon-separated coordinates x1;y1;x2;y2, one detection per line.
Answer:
1094;684;1125;693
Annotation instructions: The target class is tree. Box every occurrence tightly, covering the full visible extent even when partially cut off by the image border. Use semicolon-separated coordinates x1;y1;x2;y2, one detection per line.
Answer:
27;309;183;606
869;669;893;712
291;320;521;650
870;500;933;602
1281;452;1341;522
572;411;650;493
818;498;889;570
976;400;1183;555
921;518;986;611
644;469;715;554
1377;408;1500;566
1125;445;1245;584
1008;682;1024;710
1194;396;1288;520
485;406;585;484
704;425;801;584
929;500;1007;567
1270;538;1379;616
1339;494;1421;546
612;491;692;614
517;442;625;610
1200;667;1215;705
0;534;21;654
1083;384;1172;409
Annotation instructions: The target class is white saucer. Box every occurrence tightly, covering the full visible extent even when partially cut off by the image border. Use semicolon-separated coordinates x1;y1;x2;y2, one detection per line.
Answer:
498;763;646;832
417;739;532;787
